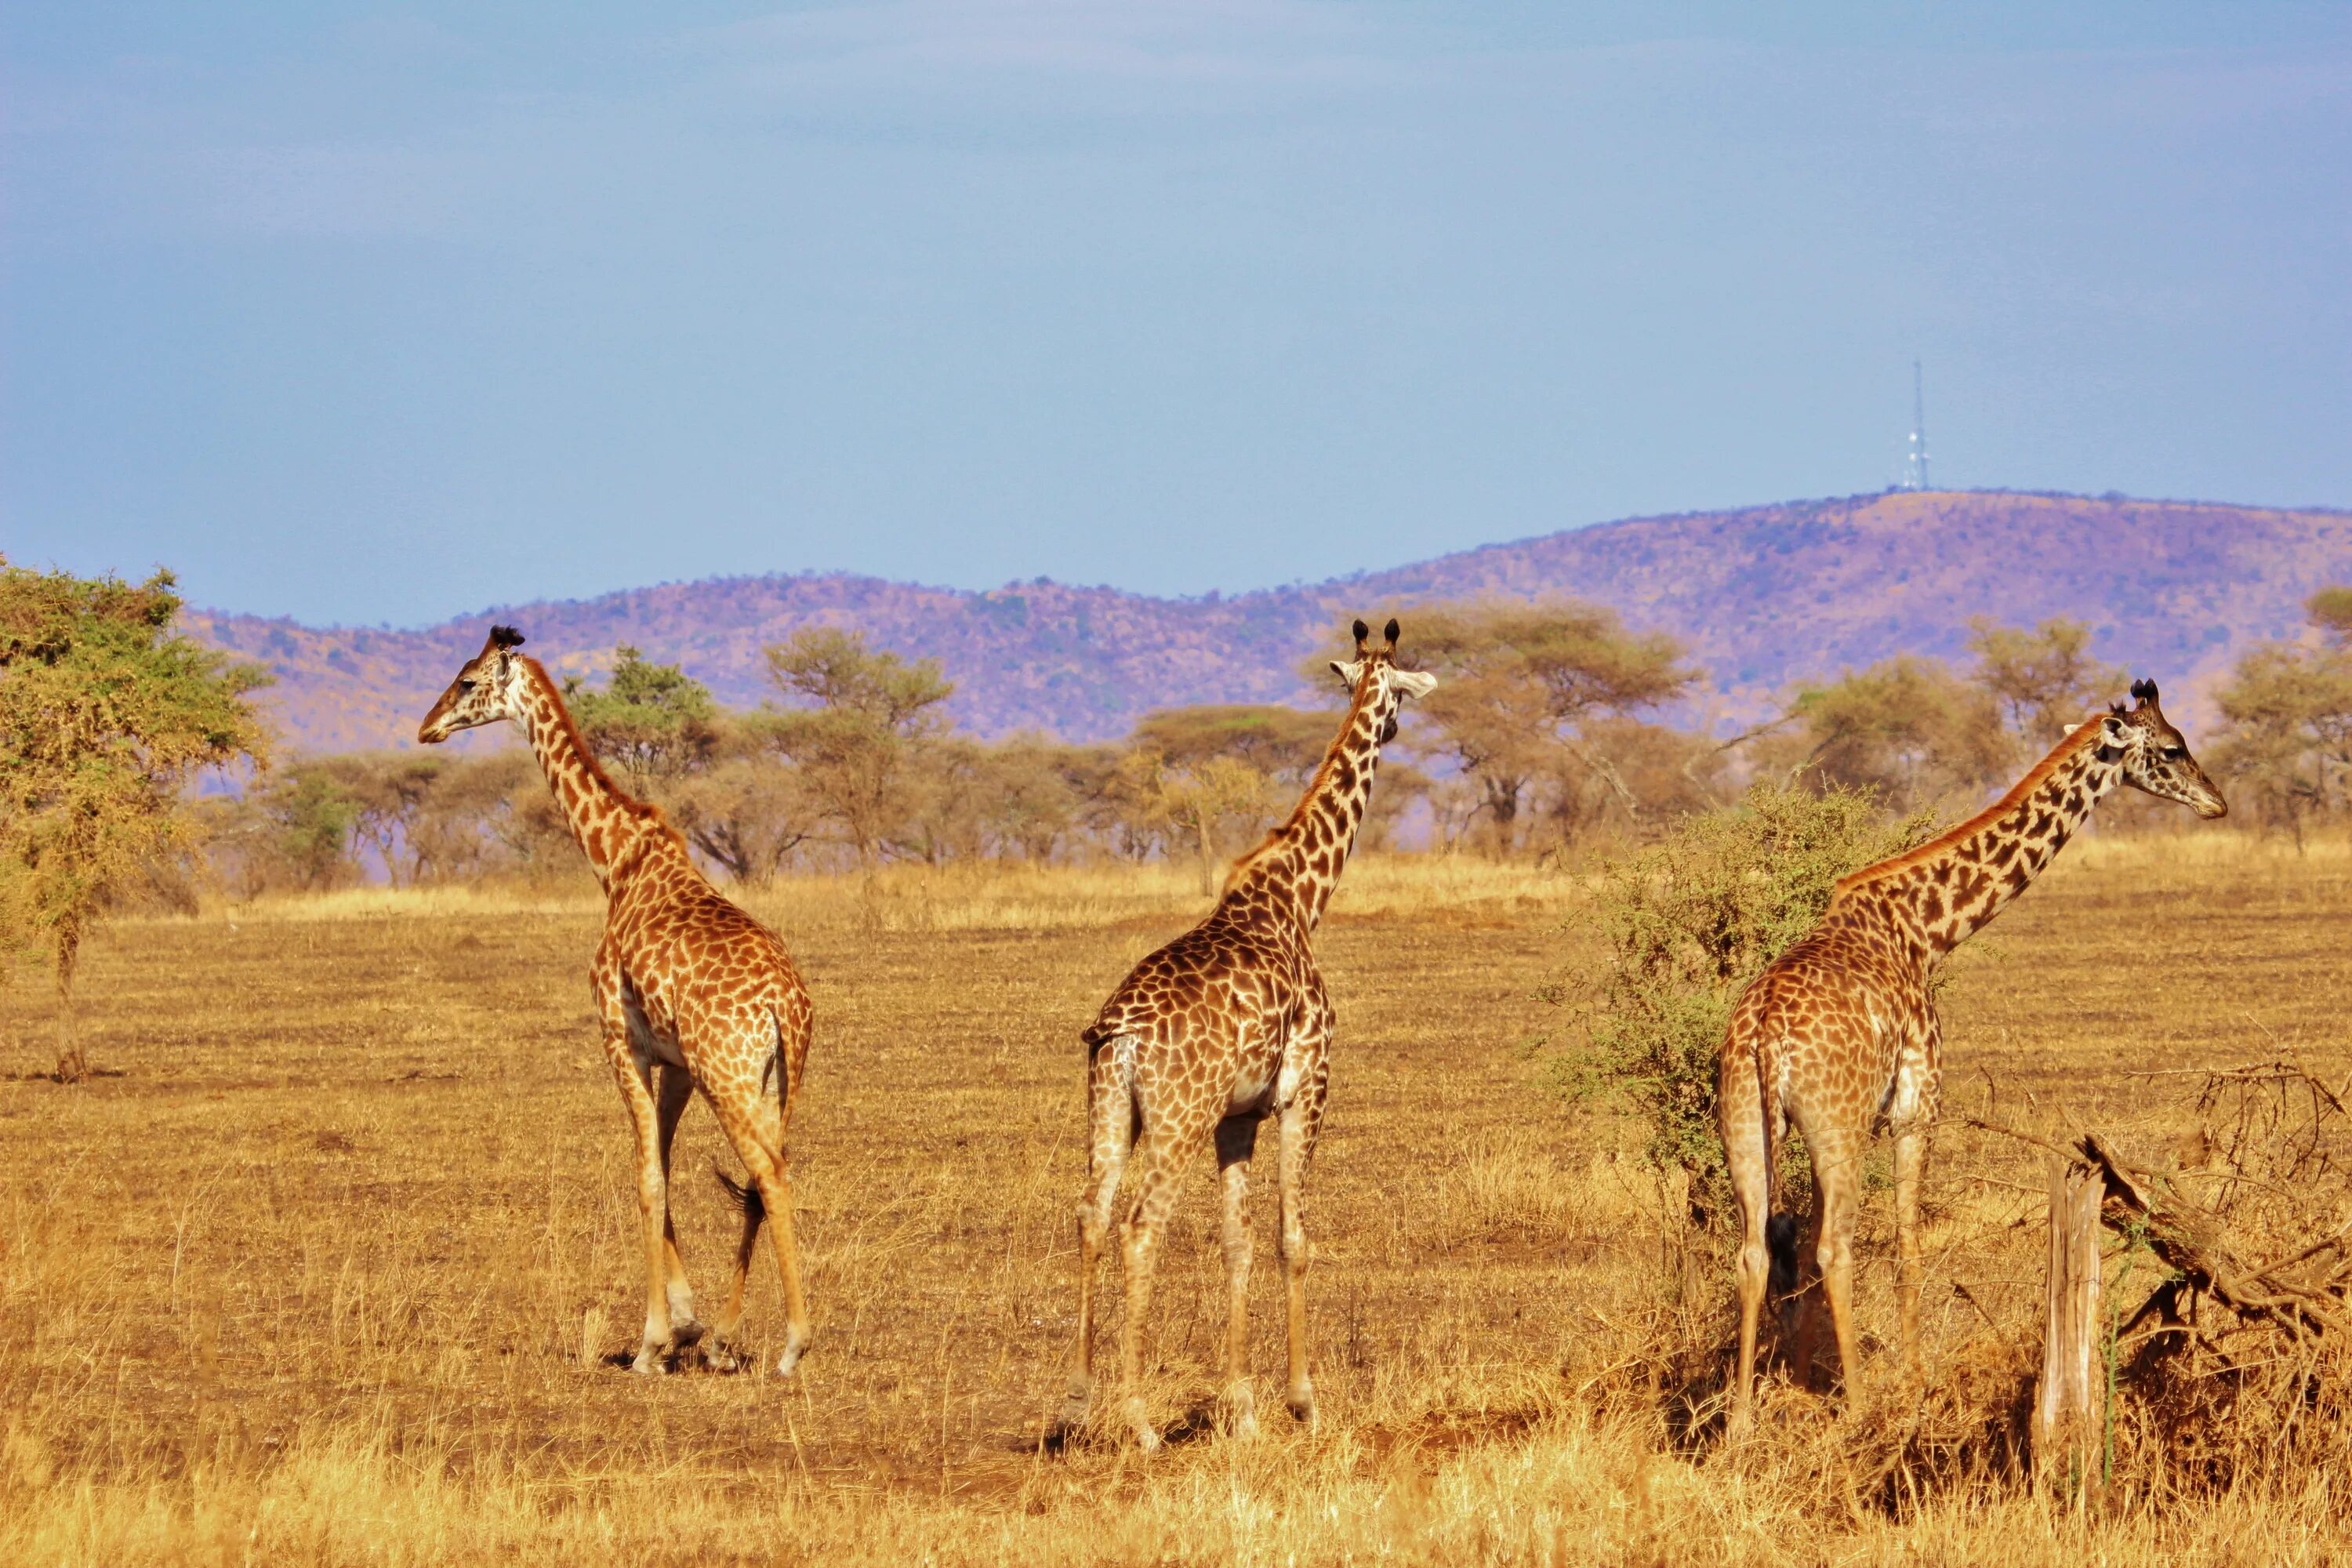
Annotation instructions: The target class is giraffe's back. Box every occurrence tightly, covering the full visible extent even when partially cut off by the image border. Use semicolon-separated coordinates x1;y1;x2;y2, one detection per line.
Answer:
1084;906;1314;1118
604;840;812;1098
1725;907;1931;1134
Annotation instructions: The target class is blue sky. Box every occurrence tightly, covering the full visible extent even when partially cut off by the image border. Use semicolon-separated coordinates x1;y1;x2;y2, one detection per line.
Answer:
5;3;2348;627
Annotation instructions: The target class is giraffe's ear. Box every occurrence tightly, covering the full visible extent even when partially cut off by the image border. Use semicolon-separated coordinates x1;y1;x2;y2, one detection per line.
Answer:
2062;722;2082;737
1330;659;1366;691
1392;669;1437;701
2099;712;2131;747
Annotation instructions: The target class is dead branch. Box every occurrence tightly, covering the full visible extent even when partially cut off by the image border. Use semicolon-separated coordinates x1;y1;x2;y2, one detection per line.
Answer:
2076;1132;2352;1339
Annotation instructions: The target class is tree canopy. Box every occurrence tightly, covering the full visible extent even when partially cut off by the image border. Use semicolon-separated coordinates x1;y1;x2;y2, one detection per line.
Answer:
764;627;956;867
0;558;270;1077
564;645;720;788
1383;601;1698;848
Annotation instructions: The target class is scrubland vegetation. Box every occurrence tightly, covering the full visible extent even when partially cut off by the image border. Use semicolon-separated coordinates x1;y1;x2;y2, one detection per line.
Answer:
3;840;2349;1564
8;560;2352;1562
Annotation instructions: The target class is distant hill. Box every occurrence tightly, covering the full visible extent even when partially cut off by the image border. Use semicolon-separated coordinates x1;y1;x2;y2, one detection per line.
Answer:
189;492;2352;755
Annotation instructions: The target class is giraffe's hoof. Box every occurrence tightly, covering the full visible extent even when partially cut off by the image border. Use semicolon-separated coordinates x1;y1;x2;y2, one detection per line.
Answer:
704;1334;750;1374
1223;1384;1259;1439
1058;1384;1092;1434
670;1317;708;1350
630;1345;670;1376
774;1327;810;1378
1286;1382;1317;1425
1123;1396;1160;1453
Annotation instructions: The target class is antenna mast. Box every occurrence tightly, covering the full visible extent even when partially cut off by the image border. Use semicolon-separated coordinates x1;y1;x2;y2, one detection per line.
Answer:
1901;358;1931;492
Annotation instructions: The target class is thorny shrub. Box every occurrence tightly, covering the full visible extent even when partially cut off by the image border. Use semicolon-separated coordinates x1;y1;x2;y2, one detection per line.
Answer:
1551;782;1936;1228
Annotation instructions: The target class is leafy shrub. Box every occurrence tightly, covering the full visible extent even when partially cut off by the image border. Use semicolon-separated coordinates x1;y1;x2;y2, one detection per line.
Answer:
1554;782;1936;1224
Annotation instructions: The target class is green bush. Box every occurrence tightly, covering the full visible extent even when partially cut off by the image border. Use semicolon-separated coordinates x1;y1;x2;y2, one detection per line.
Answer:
1554;783;1936;1225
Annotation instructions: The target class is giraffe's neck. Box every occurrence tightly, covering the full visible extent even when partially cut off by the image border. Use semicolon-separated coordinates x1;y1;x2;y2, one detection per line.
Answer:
1836;724;2121;961
511;658;655;892
1224;681;1389;931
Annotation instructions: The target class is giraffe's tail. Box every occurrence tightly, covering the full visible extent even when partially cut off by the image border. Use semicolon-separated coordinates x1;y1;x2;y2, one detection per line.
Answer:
715;1165;767;1232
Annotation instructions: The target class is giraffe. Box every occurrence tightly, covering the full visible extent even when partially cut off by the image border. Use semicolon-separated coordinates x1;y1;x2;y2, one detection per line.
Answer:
1058;617;1436;1449
1717;679;2226;1435
417;626;815;1377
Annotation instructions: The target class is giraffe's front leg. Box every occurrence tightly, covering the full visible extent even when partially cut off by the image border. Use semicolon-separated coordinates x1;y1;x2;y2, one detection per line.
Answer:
655;1062;707;1361
1891;1120;1928;1380
1889;1039;1940;1382
607;1039;679;1376
1214;1115;1261;1439
1275;1072;1327;1426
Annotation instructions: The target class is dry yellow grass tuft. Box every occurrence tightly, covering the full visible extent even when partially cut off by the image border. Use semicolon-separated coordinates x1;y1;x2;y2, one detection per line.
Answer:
2;837;2349;1563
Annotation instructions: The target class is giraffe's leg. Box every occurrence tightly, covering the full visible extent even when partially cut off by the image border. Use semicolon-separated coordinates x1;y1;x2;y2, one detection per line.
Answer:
1719;1054;1772;1439
1117;1127;1181;1451
706;1092;811;1377
1276;1074;1327;1425
1892;1119;1928;1381
710;1018;800;1375
608;1046;678;1376
1061;1044;1133;1433
654;1062;705;1353
1809;1127;1865;1399
1791;1167;1827;1392
1214;1114;1261;1438
707;1171;764;1374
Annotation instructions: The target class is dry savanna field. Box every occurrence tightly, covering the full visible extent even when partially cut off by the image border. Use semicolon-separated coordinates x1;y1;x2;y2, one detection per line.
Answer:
3;839;2350;1565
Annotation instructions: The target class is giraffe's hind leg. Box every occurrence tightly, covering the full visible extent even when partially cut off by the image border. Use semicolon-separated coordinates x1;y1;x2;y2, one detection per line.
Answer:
1214;1114;1261;1438
1719;1058;1772;1438
1275;1072;1327;1425
1060;1042;1134;1434
1805;1124;1867;1398
1117;1122;1188;1451
709;1032;794;1374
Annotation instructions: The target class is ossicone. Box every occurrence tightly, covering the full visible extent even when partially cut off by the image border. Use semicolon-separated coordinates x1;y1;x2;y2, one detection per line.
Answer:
2129;677;2158;706
490;625;526;649
1351;618;1370;652
1382;617;1400;648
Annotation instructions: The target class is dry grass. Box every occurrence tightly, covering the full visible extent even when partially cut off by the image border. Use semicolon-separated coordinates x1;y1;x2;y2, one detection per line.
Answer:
3;837;2350;1564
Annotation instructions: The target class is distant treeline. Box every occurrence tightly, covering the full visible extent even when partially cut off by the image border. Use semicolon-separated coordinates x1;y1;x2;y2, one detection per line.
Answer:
198;590;2352;897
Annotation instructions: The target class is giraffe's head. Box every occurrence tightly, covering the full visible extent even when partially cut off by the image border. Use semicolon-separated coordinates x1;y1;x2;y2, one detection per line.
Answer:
2091;678;2227;819
417;625;531;744
1329;617;1438;744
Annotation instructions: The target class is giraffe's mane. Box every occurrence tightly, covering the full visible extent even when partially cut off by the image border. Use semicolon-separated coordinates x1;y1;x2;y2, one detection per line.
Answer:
1830;716;2104;898
1219;658;1383;898
519;655;676;836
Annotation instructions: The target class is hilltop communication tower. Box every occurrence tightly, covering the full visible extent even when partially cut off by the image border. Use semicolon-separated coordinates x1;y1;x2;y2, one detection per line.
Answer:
1900;359;1931;491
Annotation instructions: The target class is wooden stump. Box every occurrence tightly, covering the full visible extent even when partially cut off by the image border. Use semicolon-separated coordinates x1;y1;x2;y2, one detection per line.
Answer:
2033;1154;2106;1502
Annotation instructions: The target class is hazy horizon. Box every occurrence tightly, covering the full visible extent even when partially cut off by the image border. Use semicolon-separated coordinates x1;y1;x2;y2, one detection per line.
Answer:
9;3;2348;626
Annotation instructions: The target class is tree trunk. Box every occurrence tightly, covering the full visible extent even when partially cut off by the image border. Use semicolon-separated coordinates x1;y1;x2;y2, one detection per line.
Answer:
1196;815;1215;898
53;928;85;1083
2034;1154;2105;1503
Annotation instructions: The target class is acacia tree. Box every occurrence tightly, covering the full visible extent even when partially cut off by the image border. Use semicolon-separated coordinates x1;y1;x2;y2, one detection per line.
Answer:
1768;654;2010;815
1395;601;1696;851
1965;616;2120;750
1117;704;1330;890
0;560;270;1079
2212;587;2352;842
564;645;720;791
763;627;955;869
